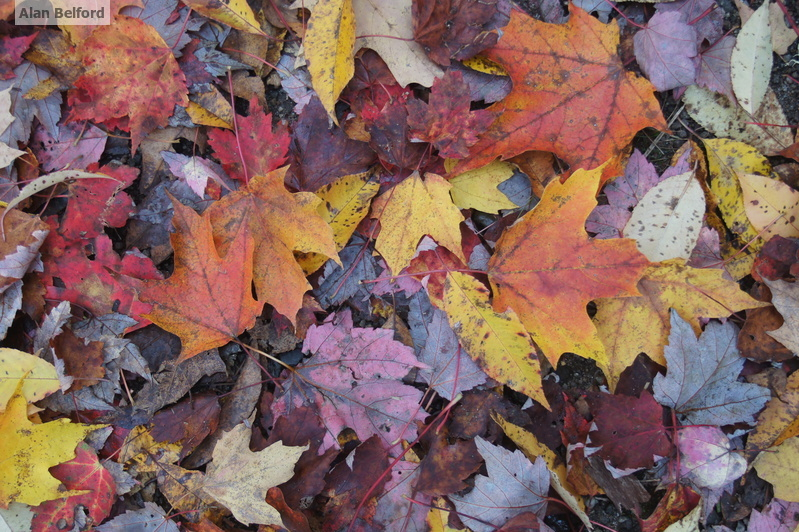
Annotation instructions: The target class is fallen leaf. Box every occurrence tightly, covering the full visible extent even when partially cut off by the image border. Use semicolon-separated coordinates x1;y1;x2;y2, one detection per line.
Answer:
762;277;799;355
450;436;549;532
95;502;179;532
683;86;792;156
633;11;698;91
161;152;227;198
206;167;338;322
447;161;518;214
372;172;466;274
442;271;547;407
201;422;307;527
68;16;188;153
678;426;746;490
586;391;673;470
207;97;290;183
731;1;771;114
487;163;649;370
181;0;266;36
30;443;116;531
653;310;770;426
697;35;735;100
747;371;799;453
271;310;427;451
740;173;799;239
406;70;493;159
459;7;666;174
0;348;58;411
754;436;799;503
353;0;443;87
412;0;508;66
139;199;265;361
749;498;799;532
305;0;355;118
31;121;107;172
624;170;705;261
0;379;100;507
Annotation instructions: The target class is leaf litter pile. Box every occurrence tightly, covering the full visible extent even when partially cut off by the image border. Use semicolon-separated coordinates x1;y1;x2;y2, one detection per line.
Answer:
1;0;799;530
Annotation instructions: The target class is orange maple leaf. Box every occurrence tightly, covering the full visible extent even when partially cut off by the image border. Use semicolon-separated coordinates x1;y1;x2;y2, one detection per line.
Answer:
207;167;338;323
139;200;264;361
459;7;667;174
68;16;188;153
487;163;650;370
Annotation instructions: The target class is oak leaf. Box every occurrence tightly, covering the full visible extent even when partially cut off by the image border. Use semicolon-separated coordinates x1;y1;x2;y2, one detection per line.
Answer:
0;379;99;507
459;7;666;174
68;16;188;153
372;172;466;274
139;200;265;361
487;164;650;370
206;167;338;322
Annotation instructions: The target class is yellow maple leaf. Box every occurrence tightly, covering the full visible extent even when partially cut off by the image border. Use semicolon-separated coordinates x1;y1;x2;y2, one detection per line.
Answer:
372;172;466;274
0;380;100;507
594;259;767;391
442;272;546;407
0;348;59;412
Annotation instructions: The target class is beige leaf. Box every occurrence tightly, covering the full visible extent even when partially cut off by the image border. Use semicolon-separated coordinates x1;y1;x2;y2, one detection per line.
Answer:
763;277;799;355
682;85;792;156
731;1;772;114
352;0;442;87
202;422;307;527
739;172;799;239
624;170;705;261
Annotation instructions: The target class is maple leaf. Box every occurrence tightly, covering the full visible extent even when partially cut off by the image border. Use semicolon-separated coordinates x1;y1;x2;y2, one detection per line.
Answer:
41;228;162;325
678;426;746;490
487;163;650;370
30;443;116;531
271;310;427;451
32;121;107;173
653;310;770;426
206;167;338;323
201;422;307;527
0;34;37;80
586;391;673;470
372;172;466;274
59;163;138;240
458;7;666;174
68;16;188;153
0;379;100;507
633;11;699;91
594;259;767;391
139;199;265;361
0;349;59;411
207;97;290;183
412;0;508;66
407;70;493;159
450;436;550;532
442;272;547;407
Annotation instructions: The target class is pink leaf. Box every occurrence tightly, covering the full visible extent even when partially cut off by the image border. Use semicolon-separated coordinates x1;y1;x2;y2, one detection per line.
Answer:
634;11;699;91
678;426;746;490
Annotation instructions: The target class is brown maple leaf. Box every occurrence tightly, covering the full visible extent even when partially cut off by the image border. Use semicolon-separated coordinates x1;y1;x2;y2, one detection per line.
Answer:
139;200;265;361
487;163;650;370
458;7;667;174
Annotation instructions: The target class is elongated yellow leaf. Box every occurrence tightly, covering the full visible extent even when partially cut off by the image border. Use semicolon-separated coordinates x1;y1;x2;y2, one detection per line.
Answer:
449;162;518;214
305;0;356;119
442;272;547;407
754;436;799;502
182;0;265;35
740;172;799;239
